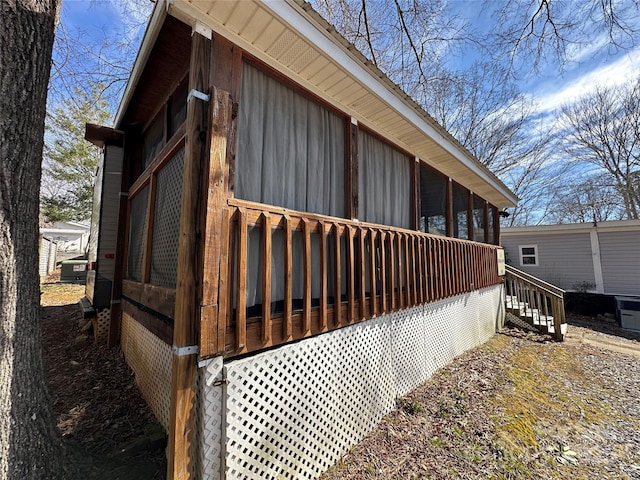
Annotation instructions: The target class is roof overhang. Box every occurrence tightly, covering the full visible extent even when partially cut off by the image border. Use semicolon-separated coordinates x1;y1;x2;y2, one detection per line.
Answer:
502;219;640;235
116;0;518;208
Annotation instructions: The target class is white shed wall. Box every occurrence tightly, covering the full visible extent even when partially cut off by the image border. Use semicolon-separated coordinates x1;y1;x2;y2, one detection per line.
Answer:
501;232;596;291
598;230;640;296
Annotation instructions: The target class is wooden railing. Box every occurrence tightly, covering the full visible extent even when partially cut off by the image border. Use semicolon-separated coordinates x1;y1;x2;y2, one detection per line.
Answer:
212;199;503;357
504;264;566;340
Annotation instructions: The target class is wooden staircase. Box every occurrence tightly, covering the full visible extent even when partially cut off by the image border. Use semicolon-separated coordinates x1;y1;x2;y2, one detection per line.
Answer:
504;265;568;340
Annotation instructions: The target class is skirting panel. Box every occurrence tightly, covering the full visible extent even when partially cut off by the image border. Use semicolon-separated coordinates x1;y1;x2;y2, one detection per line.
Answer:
92;307;110;345
121;312;173;432
196;284;504;480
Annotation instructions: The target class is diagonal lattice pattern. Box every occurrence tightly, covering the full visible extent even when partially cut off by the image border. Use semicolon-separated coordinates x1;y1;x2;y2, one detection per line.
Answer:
193;285;503;479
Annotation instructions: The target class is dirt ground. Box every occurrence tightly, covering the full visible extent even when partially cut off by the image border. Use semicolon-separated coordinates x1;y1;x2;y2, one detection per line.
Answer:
41;278;640;479
41;275;166;479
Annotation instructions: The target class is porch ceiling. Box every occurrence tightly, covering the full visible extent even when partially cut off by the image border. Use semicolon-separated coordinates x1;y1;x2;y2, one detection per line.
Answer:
164;0;518;208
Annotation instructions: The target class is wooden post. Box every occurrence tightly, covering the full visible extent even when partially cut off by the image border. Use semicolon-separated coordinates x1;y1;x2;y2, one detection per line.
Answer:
446;179;453;238
333;223;342;327
167;28;211;480
348;120;359;220
200;88;233;357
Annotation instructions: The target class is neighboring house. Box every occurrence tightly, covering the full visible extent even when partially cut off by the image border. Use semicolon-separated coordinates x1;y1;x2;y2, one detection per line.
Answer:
40;221;90;257
82;1;540;478
502;220;640;297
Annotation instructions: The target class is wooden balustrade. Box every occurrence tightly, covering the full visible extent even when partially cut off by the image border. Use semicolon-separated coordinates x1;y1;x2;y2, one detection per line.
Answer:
215;198;504;357
504;264;566;340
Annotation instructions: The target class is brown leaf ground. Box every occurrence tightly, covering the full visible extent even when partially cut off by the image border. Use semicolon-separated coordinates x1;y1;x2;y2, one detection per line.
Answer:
41;277;640;479
41;275;166;479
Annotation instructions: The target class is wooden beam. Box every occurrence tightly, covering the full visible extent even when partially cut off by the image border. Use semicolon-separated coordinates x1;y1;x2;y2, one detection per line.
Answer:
200;88;232;357
167;29;210;480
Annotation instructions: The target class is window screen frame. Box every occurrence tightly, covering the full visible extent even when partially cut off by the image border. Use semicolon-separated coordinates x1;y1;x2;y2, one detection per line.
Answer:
519;244;539;266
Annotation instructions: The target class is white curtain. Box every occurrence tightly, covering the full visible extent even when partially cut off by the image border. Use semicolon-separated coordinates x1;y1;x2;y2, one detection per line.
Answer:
358;130;412;229
235;62;346;308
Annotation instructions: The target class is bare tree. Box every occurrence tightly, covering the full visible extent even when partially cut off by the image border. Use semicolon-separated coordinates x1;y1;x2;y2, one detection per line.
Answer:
559;78;640;219
0;0;82;478
488;0;640;74
546;173;626;223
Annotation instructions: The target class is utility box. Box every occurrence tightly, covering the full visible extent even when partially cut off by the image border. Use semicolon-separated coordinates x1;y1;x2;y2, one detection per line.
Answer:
615;296;640;331
60;259;88;284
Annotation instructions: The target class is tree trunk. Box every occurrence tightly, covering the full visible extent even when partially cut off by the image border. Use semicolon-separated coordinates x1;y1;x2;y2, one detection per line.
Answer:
0;1;78;478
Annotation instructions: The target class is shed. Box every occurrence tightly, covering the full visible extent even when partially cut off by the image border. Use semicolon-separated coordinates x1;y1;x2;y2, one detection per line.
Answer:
83;1;563;478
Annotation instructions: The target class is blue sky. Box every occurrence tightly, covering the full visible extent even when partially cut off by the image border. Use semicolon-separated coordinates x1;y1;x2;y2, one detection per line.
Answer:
59;0;640;121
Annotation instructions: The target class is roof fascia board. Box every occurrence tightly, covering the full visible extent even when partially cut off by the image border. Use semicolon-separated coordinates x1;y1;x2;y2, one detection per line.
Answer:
168;0;517;207
502;220;640;235
114;0;168;127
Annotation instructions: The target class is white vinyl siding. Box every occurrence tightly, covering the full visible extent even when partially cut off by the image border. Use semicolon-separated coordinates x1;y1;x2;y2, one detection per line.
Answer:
502;232;596;291
598;230;640;295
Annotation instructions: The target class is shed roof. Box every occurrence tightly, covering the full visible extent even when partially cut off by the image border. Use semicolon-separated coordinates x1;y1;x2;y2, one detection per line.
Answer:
502;219;640;235
116;0;518;208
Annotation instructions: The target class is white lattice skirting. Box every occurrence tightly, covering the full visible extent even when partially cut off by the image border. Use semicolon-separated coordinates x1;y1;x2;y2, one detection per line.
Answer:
121;312;173;432
195;284;505;480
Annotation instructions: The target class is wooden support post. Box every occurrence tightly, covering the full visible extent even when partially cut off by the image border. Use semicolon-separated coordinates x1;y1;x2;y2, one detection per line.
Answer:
493;206;501;246
417;236;424;304
216;208;231;353
369;229;377;316
404;234;411;307
359;229;366;320
388;233;395;310
483;201;490;244
168;28;210;480
302;218;312;336
446;179;453;238
261;213;272;345
347;226;356;323
333;223;342;327
380;230;387;313
319;221;328;331
348;120;359;220
284;215;293;339
467;190;474;241
200;88;233;357
236;207;247;351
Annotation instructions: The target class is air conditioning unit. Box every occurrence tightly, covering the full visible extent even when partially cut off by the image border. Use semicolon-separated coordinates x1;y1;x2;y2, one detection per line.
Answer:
615;296;640;331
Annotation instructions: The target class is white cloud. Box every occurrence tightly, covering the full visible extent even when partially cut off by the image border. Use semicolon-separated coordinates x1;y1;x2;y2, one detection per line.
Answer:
532;47;640;115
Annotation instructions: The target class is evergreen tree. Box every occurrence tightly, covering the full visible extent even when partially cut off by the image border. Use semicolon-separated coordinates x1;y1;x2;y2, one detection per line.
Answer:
41;84;111;222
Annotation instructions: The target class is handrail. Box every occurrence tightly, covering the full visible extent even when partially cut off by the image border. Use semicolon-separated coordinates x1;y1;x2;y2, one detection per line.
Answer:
505;264;565;297
209;200;505;358
504;264;566;340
